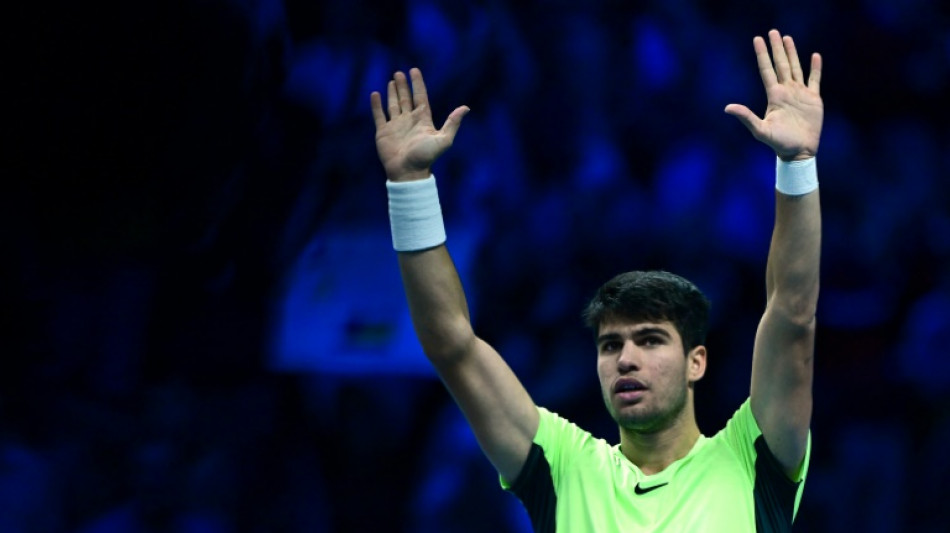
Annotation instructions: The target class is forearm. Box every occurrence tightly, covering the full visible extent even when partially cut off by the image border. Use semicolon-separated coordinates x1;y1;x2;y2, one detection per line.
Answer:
398;246;475;360
385;173;476;362
766;187;821;323
753;181;820;454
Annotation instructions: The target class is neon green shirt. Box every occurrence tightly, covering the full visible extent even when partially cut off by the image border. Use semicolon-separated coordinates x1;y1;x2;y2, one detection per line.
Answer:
502;399;810;532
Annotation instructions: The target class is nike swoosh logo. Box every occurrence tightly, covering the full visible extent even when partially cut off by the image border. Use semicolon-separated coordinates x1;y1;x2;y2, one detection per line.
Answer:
634;482;669;495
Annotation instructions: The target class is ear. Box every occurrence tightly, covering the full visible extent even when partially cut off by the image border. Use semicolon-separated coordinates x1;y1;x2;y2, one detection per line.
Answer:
686;345;707;383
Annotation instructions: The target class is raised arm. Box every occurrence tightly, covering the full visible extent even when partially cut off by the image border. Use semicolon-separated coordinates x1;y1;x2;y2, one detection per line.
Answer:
371;68;538;482
725;30;823;477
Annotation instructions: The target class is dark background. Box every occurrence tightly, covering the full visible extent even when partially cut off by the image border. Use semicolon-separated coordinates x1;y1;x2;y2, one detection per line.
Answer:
5;0;950;531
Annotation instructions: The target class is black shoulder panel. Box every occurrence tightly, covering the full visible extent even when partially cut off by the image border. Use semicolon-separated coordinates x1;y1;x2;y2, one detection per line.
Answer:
509;443;558;533
753;436;802;533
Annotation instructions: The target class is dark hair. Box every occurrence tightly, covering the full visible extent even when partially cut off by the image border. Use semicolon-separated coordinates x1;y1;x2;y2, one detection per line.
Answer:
582;270;711;353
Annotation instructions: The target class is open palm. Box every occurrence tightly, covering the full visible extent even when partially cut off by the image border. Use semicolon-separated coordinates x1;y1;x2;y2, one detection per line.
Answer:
371;68;469;182
726;30;823;161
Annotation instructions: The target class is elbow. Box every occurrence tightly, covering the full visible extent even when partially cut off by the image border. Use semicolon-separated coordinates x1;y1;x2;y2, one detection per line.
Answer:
417;314;477;363
770;281;819;328
767;293;818;333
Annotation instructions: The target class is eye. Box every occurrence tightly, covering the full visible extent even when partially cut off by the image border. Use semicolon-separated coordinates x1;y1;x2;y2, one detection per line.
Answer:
601;341;622;353
640;336;663;347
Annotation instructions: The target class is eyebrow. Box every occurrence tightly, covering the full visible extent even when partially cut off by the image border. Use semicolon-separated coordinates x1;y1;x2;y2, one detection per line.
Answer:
596;327;672;345
595;332;624;346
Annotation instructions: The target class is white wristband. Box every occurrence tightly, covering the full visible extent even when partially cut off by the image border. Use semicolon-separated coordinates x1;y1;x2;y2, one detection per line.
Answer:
775;156;818;196
387;175;447;252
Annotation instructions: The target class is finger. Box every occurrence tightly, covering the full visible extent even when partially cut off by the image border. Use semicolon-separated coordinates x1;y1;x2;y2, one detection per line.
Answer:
768;29;792;83
783;35;804;83
394;71;412;114
387;80;399;117
724;103;766;140
753;36;777;89
808;52;822;94
439;105;470;143
409;68;429;110
370;91;387;128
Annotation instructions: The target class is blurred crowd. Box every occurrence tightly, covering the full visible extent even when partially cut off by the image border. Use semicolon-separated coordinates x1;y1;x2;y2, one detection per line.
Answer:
4;0;949;531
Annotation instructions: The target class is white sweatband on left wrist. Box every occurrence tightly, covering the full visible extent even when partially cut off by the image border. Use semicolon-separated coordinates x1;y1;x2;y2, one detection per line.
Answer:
775;156;818;196
387;175;447;252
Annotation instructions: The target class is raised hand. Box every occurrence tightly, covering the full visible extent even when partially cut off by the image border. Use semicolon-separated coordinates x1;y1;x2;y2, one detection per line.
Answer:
725;30;823;161
370;68;470;182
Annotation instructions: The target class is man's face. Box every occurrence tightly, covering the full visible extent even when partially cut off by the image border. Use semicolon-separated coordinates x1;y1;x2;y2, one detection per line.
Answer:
596;319;705;433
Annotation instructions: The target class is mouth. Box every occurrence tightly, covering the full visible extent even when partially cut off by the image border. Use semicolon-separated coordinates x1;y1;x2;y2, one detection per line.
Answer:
613;378;647;402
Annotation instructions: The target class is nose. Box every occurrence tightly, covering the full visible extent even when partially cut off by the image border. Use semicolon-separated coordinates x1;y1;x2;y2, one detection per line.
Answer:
617;341;641;372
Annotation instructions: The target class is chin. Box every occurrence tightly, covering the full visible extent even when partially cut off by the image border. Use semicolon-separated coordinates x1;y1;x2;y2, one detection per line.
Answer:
615;404;679;434
614;406;656;430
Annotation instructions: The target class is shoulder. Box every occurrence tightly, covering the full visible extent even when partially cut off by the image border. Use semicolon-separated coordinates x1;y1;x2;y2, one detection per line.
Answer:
706;399;811;525
534;407;611;456
702;399;766;483
504;408;628;524
519;407;618;482
711;398;760;447
711;398;811;482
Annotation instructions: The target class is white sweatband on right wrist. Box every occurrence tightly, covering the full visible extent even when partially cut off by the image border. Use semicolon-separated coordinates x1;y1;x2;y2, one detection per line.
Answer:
386;175;447;252
775;156;818;196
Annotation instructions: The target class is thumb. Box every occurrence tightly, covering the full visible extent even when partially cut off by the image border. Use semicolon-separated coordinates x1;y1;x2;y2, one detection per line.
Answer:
724;103;765;139
439;105;470;143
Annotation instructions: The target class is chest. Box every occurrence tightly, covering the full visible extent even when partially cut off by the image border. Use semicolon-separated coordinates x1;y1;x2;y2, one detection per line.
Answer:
556;447;756;532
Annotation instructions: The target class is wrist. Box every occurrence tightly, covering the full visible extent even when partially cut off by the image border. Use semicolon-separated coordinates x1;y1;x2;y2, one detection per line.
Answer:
775;156;818;196
387;174;447;252
779;152;817;163
386;167;432;183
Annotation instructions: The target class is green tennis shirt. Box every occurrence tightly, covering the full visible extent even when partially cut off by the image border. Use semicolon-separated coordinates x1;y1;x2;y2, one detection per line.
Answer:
501;399;810;532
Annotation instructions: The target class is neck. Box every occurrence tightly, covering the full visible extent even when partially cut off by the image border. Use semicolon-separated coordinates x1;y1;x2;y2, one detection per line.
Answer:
619;402;701;475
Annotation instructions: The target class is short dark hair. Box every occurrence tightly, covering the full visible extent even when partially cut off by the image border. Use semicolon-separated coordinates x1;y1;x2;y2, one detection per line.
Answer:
582;270;710;353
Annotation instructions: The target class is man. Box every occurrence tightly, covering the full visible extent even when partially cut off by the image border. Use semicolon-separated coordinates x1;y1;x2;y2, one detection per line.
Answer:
370;28;822;532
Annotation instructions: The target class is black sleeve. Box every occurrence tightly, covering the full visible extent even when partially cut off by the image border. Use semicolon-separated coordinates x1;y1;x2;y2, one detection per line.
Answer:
753;436;803;533
508;443;558;533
